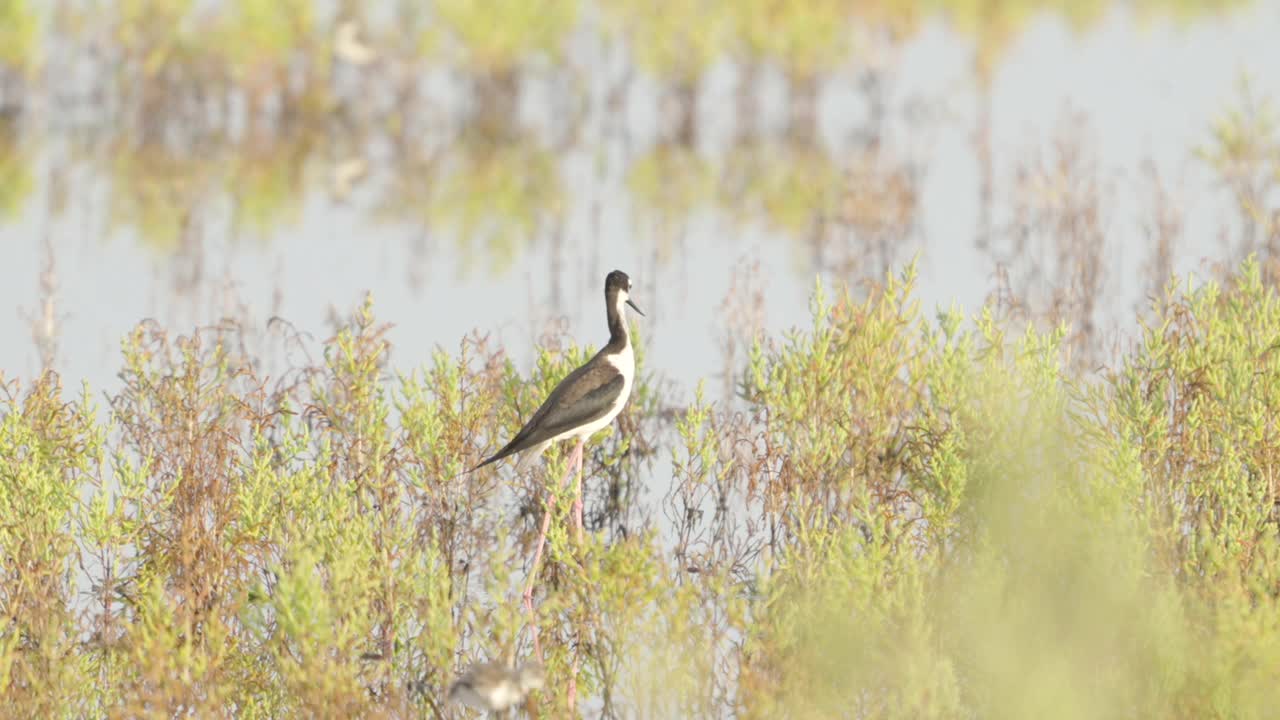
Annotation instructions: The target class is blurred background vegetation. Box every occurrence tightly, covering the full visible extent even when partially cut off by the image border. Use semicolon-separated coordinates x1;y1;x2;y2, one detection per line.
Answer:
0;0;1264;261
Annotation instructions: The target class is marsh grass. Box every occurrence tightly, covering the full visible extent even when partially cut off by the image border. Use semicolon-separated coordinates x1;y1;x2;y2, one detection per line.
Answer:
3;259;1280;716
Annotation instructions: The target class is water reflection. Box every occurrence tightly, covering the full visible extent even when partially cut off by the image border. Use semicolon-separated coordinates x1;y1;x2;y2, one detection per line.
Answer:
0;117;33;219
0;0;1278;396
1197;81;1280;259
401;130;564;276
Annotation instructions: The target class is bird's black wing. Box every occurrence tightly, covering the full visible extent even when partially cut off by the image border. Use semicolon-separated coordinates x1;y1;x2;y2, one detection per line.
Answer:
471;354;624;471
529;368;624;439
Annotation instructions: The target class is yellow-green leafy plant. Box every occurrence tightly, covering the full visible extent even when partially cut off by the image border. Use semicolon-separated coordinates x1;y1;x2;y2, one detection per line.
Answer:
5;260;1280;717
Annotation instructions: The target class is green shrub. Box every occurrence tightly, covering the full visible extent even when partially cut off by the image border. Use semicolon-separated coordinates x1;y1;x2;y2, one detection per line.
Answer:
4;261;1280;716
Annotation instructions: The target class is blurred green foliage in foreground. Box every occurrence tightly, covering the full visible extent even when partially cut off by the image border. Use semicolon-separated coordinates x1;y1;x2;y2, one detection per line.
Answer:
4;259;1280;717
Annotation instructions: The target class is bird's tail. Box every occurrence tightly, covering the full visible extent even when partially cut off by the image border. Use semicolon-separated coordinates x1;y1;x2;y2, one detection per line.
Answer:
468;450;507;474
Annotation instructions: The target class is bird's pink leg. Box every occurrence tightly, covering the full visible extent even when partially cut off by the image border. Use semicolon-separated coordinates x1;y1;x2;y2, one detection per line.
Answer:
523;495;555;661
571;441;586;545
522;438;586;662
567;650;580;716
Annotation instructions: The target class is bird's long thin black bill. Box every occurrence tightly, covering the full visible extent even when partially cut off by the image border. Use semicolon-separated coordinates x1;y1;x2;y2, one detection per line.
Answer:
626;298;645;316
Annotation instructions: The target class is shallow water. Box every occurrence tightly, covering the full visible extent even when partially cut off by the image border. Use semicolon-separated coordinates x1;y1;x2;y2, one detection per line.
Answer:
2;3;1279;402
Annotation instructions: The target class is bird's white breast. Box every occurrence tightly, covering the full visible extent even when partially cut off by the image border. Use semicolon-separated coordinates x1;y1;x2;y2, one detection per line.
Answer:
607;343;635;389
555;342;634;442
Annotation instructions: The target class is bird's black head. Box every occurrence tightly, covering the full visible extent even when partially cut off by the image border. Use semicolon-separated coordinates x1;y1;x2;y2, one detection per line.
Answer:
605;270;632;293
604;269;644;321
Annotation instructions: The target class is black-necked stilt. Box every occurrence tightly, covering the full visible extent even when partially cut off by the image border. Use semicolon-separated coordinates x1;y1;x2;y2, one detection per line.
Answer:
471;270;643;670
448;660;546;713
